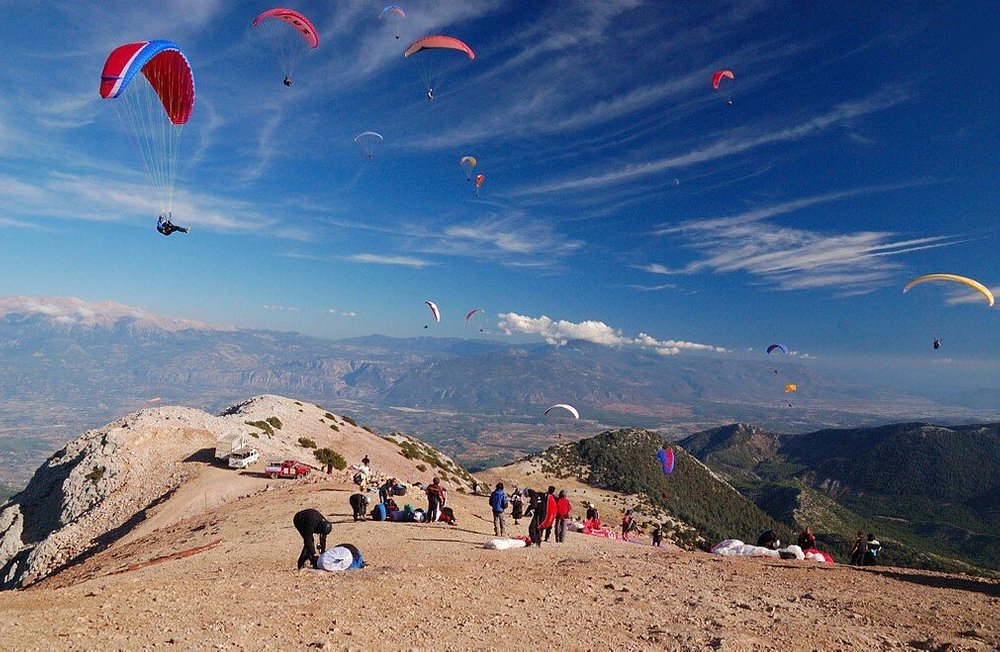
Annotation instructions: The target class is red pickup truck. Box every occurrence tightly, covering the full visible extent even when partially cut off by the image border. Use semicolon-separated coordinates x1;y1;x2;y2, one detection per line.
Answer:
264;460;310;479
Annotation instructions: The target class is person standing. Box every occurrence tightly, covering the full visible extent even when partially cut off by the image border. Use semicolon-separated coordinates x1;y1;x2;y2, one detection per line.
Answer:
524;489;545;546
863;533;882;566
349;493;370;522
489;482;509;537
541;486;558;542
797;526;816;550
510;488;524;525
850;530;867;565
554;490;571;543
292;508;332;570
652;525;663;547
585;502;600;528
621;509;636;541
426;477;446;523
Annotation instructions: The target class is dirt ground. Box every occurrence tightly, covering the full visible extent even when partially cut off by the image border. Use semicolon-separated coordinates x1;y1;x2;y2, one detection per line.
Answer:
1;474;997;651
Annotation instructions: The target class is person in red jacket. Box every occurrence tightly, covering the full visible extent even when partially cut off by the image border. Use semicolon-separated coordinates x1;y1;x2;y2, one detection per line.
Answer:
541;486;558;542
554;490;572;543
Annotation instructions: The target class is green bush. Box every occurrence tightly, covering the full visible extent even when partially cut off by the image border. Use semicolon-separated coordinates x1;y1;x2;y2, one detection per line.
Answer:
342;415;357;427
265;416;283;430
298;437;317;449
324;413;336;421
314;448;347;473
330;424;339;432
416;464;427;472
85;466;106;484
245;420;274;437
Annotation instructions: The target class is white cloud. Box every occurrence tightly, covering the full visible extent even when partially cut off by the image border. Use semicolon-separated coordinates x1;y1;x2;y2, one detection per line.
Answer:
263;305;299;312
345;253;432;268
497;312;726;353
513;90;908;196
942;285;999;308
642;188;963;294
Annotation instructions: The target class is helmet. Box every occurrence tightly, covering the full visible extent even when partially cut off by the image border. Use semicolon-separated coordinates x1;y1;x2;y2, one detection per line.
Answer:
319;520;333;535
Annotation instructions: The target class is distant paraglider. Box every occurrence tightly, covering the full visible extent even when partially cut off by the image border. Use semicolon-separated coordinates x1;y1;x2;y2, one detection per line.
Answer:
404;35;474;101
544;404;580;419
464;307;487;333
933;338;942;350
766;343;788;355
354;131;384;159
252;8;319;87
379;5;405;40
460;156;477;181
474;173;485;197
903;273;995;307
712;69;734;105
784;384;797;393
423;300;441;328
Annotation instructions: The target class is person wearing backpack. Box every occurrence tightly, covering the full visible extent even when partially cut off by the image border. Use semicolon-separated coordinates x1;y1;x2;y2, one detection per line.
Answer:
863;533;882;566
489;482;509;537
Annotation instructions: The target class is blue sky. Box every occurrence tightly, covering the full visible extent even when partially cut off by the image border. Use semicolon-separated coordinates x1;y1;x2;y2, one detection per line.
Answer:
0;1;997;392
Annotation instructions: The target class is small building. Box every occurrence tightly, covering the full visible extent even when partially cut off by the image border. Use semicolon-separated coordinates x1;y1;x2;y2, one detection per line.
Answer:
215;432;251;462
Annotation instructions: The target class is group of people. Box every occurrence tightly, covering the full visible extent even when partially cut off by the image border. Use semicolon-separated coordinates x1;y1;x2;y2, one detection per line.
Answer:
850;531;882;565
488;483;572;546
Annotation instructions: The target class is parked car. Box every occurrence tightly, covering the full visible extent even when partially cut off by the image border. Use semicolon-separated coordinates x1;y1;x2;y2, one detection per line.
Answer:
265;460;310;479
228;447;260;469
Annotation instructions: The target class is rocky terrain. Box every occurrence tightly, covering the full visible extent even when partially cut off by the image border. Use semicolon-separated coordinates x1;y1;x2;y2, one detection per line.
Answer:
0;395;996;650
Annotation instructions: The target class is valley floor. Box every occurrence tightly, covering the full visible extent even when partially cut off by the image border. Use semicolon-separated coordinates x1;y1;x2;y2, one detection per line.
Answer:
0;479;997;651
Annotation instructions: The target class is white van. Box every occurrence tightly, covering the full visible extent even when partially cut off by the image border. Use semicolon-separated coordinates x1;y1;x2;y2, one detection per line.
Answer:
228;447;260;469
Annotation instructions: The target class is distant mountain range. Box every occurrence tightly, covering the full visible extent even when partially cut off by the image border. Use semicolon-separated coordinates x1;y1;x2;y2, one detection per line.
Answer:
1;296;995;485
680;422;1000;574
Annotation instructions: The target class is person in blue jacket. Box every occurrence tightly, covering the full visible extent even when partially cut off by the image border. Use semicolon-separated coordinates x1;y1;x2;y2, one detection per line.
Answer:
489;482;509;537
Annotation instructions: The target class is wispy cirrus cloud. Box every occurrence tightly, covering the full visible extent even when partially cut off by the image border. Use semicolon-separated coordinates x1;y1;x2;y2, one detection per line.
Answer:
942;285;998;308
344;253;432;267
513;90;908;196
498;312;726;355
641;188;964;293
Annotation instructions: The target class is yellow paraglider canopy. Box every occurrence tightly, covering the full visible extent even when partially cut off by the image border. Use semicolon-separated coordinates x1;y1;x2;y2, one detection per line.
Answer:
784;384;797;393
903;274;994;307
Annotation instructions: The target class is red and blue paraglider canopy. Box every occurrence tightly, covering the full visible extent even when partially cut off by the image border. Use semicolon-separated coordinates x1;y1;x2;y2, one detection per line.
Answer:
657;448;675;475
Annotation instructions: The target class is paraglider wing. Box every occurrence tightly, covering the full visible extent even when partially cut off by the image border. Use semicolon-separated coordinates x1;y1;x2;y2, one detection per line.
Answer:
475;174;485;188
380;5;405;19
902;273;995;307
100;40;195;219
784;384;797;393
100;40;195;125
404;35;475;60
425;300;441;322
464;308;485;323
354;131;384;143
460;156;477;167
657;448;675;475
544;404;580;419
711;69;734;90
252;8;319;48
766;343;788;355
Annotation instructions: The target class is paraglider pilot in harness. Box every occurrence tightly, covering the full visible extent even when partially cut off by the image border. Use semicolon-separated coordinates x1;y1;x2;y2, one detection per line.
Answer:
283;76;292;87
156;213;189;236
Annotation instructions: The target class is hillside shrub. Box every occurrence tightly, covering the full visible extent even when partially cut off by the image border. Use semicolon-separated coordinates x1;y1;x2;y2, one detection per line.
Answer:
265;416;283;430
298;437;317;449
342;415;357;427
245;420;274;437
85;466;105;485
314;448;347;474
